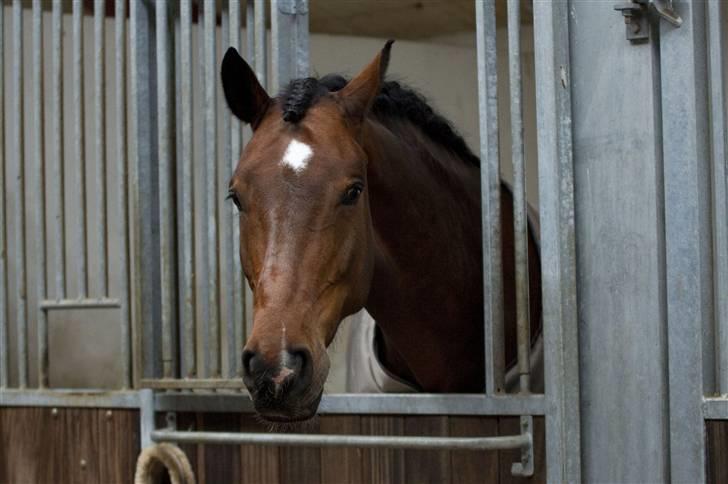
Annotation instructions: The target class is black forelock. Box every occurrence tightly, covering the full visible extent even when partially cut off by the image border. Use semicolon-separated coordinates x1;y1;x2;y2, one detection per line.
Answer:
277;74;479;167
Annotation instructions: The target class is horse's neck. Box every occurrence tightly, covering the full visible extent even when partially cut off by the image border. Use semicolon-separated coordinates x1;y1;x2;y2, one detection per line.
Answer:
361;119;485;392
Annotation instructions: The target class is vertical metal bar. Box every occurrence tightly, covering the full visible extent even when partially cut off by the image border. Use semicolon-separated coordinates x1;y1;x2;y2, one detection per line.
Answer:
707;0;728;394
116;0;131;389
72;0;88;298
94;0;108;297
662;3;711;481
229;0;244;377
139;388;155;449
244;0;257;344
271;0;309;92
204;0;220;378
32;0;48;389
506;0;530;394
253;0;267;87
179;0;195;379
131;0;161;382
475;0;504;395
532;1;581;481
12;0;28;389
156;0;176;379
220;3;235;379
51;0;65;301
0;0;7;389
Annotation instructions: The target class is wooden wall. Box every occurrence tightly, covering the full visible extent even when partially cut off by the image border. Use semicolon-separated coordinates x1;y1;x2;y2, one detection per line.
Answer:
1;408;728;483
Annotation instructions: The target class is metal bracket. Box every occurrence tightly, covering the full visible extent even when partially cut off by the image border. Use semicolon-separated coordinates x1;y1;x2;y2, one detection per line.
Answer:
510;416;535;477
613;0;682;42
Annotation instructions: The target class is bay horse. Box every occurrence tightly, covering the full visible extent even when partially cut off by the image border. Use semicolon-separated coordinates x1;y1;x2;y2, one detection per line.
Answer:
221;41;541;422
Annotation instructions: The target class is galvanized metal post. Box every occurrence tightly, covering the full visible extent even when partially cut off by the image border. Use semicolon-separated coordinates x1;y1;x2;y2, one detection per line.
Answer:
139;388;155;449
131;0;162;381
31;0;48;389
50;0;65;302
94;0;108;298
706;0;728;395
156;0;178;379
72;0;88;299
661;2;712;480
571;3;669;481
116;0;132;389
475;0;505;395
179;0;196;380
532;1;581;481
0;0;7;389
271;0;310;92
12;0;28;389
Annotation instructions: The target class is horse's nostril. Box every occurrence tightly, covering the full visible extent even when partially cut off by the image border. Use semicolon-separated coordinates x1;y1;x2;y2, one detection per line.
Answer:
242;349;261;377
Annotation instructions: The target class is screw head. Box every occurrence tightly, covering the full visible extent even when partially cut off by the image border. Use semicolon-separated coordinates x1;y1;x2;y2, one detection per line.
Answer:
51;408;58;417
105;410;113;420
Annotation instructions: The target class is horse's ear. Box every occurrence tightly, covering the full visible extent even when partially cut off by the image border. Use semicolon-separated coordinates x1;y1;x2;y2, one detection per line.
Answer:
221;47;270;129
335;40;394;125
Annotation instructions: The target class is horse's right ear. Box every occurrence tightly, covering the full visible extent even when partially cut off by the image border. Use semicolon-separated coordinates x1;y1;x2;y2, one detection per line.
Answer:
221;47;270;129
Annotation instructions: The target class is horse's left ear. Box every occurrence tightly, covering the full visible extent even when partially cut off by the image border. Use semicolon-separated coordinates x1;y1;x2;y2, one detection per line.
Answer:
335;40;394;125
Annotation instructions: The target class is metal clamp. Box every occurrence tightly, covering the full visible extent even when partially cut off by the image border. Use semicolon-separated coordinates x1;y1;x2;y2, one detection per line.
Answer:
511;416;534;477
614;0;682;42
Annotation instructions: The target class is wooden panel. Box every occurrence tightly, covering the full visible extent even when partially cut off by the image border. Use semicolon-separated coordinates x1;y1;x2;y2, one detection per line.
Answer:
239;414;281;484
404;416;451;484
0;407;139;484
201;413;241;484
449;416;499;484
708;420;728;483
320;416;364;484
279;419;322;484
360;415;406;484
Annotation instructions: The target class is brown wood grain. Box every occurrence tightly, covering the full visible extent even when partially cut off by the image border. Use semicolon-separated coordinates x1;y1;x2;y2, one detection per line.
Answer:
239;413;281;484
201;413;241;484
279;418;322;484
320;415;365;484
360;415;406;484
707;420;728;483
449;416;500;484
404;416;451;484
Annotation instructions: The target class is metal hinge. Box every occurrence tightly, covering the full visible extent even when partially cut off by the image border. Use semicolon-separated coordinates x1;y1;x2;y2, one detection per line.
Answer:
613;0;682;42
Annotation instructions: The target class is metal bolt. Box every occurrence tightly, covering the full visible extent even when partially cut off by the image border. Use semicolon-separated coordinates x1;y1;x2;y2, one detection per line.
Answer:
80;459;87;469
105;410;113;420
51;408;58;417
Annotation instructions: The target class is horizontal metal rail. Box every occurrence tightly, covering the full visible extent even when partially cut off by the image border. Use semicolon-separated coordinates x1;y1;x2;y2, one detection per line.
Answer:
0;389;141;408
40;298;121;310
141;378;245;389
152;428;531;451
703;397;728;420
155;392;546;416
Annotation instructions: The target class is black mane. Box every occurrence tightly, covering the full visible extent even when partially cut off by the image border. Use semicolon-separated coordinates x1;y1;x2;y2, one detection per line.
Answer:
278;75;479;167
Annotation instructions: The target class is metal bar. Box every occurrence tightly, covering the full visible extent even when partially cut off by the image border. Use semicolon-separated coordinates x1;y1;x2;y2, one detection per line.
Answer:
661;2;711;481
254;0;267;86
179;0;195;380
220;3;235;379
139;389;155;448
72;0;88;298
12;0;28;389
94;0;108;297
475;0;504;395
703;397;728;420
0;0;6;389
0;389;142;409
141;378;245;390
707;0;728;394
244;0;255;343
115;0;131;389
40;298;121;310
155;392;546;415
229;0;244;378
32;0;48;388
204;0;220;378
506;0;530;393
156;0;176;379
152;429;531;451
532;1;581;481
130;0;161;383
51;0;65;301
271;0;310;92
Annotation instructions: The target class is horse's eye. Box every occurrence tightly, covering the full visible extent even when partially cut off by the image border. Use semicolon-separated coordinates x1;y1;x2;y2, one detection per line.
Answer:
227;190;242;211
341;184;364;206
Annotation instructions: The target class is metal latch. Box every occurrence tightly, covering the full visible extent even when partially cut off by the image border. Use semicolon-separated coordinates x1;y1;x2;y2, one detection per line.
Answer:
614;0;682;42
